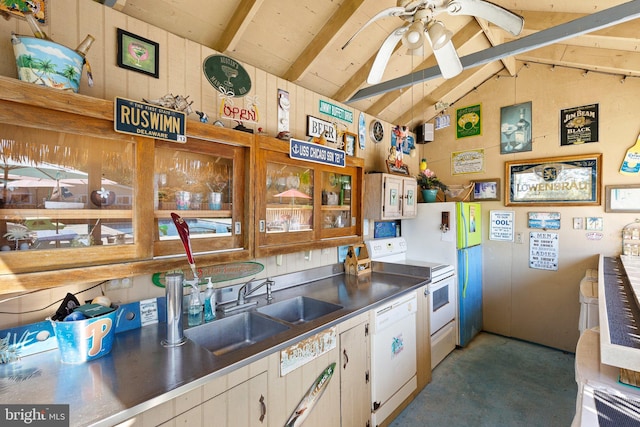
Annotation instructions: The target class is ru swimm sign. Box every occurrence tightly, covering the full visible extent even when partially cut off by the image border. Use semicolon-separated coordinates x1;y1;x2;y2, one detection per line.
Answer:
114;97;186;143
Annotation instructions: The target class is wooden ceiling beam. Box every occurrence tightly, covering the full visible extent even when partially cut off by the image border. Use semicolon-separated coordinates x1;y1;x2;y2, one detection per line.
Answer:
518;44;640;77
283;0;366;83
477;20;516;76
216;0;265;53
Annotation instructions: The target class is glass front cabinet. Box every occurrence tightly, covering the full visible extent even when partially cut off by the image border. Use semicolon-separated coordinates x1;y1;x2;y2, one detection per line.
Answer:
153;129;251;268
0;77;252;292
255;135;363;257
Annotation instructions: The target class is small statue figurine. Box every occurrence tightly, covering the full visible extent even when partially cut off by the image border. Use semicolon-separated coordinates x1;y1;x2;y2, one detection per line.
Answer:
392;125;408;168
196;110;208;123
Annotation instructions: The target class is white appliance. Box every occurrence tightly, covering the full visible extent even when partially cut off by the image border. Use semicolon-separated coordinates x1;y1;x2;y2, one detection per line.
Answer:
367;236;456;369
370;291;417;426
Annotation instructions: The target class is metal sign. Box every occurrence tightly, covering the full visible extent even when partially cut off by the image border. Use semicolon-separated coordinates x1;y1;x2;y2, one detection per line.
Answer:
114;97;186;143
529;232;559;271
290;138;345;167
202;54;251;97
489;210;515;241
306;115;337;143
528;212;561;230
319;100;353;123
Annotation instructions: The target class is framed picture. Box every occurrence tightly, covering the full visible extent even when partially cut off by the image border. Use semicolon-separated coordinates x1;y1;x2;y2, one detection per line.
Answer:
455;104;482;139
505;153;602;206
343;132;356;156
605;184;640;212
560;104;599;146
472;178;500;201
117;28;159;78
500;101;532;154
386;161;410;176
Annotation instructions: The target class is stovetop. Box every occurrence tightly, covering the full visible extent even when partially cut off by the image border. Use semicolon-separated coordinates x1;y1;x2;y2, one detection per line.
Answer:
366;237;454;281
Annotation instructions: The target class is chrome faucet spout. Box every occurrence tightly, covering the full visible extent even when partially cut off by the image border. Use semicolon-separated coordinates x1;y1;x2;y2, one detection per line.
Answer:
238;277;274;305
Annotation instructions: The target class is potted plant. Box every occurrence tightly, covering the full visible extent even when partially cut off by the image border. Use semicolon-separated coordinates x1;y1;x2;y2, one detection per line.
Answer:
417;169;447;202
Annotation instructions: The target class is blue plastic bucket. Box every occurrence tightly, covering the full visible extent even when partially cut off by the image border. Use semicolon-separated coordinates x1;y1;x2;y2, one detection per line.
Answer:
50;307;118;364
12;35;84;93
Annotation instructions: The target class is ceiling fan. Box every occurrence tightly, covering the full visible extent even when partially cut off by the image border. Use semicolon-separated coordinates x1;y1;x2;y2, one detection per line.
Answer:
342;0;524;83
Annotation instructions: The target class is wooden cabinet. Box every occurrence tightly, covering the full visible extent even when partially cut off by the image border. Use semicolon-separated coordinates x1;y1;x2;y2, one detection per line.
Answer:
197;371;268;426
339;313;371;427
255;135;364;257
364;173;417;220
0;77;252;293
153;129;252;273
416;283;432;390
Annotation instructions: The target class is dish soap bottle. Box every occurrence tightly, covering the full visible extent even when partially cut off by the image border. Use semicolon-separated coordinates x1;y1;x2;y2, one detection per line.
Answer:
187;284;203;327
203;278;216;322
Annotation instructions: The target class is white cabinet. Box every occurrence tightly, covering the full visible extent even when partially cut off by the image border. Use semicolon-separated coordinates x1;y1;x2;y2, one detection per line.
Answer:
339;314;371;427
200;371;268;426
364;173;417;220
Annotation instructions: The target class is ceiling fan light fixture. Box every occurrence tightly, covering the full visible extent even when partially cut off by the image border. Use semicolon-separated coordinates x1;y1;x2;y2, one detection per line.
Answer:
401;21;425;50
426;21;452;51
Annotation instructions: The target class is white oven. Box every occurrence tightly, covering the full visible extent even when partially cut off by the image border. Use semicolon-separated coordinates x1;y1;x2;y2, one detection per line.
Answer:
429;266;456;335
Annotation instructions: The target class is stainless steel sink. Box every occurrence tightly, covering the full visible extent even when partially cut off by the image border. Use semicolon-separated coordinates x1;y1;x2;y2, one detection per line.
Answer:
184;312;289;356
257;296;342;325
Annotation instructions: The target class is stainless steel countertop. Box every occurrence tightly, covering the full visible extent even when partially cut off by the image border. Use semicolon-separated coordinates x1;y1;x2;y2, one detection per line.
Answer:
0;264;429;427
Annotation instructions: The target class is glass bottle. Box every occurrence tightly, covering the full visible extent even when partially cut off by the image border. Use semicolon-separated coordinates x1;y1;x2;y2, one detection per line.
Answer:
75;34;95;58
514;108;531;147
187;285;203;327
23;12;50;40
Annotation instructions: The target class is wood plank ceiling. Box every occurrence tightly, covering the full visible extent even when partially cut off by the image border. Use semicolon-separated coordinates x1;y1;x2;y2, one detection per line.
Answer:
104;0;640;130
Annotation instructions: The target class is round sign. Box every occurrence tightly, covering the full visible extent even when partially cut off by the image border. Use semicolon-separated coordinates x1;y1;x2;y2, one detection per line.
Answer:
203;55;252;97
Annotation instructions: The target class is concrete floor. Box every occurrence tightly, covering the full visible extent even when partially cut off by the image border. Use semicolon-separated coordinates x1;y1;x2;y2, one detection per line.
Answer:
390;332;577;427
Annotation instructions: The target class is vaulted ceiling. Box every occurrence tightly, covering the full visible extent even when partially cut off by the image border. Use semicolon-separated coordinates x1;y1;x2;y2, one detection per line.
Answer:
105;0;640;130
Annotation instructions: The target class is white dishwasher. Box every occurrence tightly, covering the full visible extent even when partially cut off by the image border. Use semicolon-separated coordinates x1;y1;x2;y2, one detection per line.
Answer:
370;291;417;426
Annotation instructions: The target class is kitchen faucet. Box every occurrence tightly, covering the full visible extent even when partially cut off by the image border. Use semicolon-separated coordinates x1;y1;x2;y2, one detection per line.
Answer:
222;277;274;314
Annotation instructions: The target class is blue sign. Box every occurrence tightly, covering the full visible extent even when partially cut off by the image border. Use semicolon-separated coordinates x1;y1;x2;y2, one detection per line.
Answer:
114;97;187;143
290;138;345;167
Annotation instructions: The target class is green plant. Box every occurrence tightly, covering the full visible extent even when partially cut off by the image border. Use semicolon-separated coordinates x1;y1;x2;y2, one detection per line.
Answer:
417;169;447;191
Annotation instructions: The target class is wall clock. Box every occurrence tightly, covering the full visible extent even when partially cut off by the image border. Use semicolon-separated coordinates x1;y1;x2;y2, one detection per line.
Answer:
370;120;384;143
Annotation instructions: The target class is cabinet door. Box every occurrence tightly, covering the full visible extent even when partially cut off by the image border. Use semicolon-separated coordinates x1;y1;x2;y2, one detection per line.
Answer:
382;175;403;219
153;138;248;266
201;371;268;426
258;151;315;248
416;284;432;389
320;168;358;239
0;120;147;275
402;178;418;218
340;321;371;427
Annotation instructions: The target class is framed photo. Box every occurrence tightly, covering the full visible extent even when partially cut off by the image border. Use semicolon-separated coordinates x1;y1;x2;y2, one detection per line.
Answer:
117;28;160;78
505;153;602;206
605;184;640;212
472;178;500;201
500;101;532;154
343;132;356;156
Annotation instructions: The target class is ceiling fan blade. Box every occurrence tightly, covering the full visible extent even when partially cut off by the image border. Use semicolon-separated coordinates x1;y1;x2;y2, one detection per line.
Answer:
432;40;463;79
342;6;412;50
446;0;524;36
367;26;407;84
